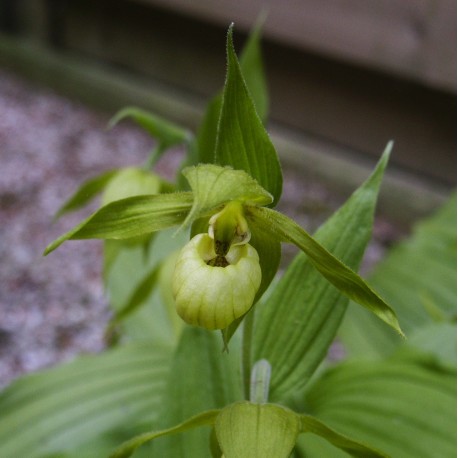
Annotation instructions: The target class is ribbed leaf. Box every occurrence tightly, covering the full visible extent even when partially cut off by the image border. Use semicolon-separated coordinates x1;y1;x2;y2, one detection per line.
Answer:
215;25;282;206
301;356;456;458
340;193;457;359
194;21;269;166
43;192;193;255
405;322;456;369
0;343;171;458
252;148;400;401
148;327;242;457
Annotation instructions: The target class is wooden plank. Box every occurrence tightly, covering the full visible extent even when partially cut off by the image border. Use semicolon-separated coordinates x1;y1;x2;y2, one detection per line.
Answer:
129;0;456;91
0;34;449;229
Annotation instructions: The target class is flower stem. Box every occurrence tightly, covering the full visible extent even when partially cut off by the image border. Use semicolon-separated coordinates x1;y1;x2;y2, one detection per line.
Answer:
242;308;255;399
143;144;164;170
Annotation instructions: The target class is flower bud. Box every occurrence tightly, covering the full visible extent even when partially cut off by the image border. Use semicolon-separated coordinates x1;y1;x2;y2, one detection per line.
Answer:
102;167;161;246
102;167;161;205
172;233;261;330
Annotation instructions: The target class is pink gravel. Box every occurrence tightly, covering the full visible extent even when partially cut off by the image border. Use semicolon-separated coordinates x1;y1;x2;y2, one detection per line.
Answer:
0;69;180;388
0;68;400;389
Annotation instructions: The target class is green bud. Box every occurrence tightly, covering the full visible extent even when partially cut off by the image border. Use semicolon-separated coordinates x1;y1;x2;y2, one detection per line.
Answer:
102;167;161;205
172;233;262;330
102;167;162;246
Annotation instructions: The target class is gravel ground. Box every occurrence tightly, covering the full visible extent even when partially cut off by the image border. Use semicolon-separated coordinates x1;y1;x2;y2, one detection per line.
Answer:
0;69;400;389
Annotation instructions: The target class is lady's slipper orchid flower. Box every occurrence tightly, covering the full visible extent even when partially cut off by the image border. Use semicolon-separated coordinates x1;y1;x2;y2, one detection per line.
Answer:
43;162;403;338
172;233;261;330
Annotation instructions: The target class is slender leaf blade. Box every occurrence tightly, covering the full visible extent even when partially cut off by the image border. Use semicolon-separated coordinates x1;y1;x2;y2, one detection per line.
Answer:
250;204;403;336
109;107;190;149
193;20;269;167
215;25;282;205
149;327;242;457
340;193;457;359
252;147;399;401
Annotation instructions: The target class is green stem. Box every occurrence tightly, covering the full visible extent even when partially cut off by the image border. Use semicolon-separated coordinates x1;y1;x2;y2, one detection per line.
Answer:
242;308;255;399
143;143;164;170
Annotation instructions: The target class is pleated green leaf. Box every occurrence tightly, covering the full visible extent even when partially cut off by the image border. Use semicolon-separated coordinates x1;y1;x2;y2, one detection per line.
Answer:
193;20;269;166
251;147;400;401
215;25;282;206
43;192;193;255
301;356;456;458
0;342;171;458
109;107;190;149
299;415;388;458
148;327;242;457
54;169;119;220
180;164;272;230
215;402;300;458
340;193;457;359
109;409;220;458
404;322;456;369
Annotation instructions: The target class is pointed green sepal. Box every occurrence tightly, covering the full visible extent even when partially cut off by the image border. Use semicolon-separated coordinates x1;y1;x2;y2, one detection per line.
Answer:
248;204;404;337
215;25;282;206
180;164;272;230
109;409;220;458
44;192;194;255
245;148;404;338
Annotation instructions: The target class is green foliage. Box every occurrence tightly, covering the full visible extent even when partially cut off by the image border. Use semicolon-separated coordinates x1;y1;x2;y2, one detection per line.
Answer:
340;193;457;361
299;355;456;458
1;22;455;458
0;343;171;457
215;25;282;206
252;148;392;402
